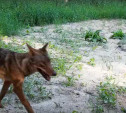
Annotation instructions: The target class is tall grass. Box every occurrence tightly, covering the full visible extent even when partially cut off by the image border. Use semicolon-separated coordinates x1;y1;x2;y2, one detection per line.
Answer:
0;0;126;35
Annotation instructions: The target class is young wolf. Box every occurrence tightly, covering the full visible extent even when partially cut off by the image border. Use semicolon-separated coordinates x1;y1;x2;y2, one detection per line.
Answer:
0;43;56;113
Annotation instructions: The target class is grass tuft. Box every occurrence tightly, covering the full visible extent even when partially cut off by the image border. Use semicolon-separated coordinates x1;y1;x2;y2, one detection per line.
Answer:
85;30;107;43
110;29;125;40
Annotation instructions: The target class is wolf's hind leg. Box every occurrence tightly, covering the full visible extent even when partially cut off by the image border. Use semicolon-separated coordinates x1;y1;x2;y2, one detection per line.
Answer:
0;81;11;108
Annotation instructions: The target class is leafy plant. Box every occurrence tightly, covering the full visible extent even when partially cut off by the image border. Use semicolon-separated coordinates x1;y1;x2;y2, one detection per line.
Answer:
53;58;67;75
23;75;52;102
91;76;126;113
121;107;126;113
85;30;107;43
76;64;83;70
74;55;82;63
92;104;104;113
72;110;79;113
87;58;96;66
64;76;77;86
97;77;117;107
110;29;125;40
91;77;120;113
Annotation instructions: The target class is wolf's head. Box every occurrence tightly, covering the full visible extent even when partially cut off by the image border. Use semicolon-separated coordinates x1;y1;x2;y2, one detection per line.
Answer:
27;43;56;81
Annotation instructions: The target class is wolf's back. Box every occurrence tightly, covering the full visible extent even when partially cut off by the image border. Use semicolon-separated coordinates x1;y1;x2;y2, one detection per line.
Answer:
0;48;14;66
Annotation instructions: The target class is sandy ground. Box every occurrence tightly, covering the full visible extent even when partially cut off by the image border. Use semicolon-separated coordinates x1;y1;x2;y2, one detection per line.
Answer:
1;19;126;113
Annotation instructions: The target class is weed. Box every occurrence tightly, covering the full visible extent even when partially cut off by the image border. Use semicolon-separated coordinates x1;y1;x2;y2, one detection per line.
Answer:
98;79;117;106
85;30;107;43
48;43;58;50
92;46;98;51
64;75;77;86
2;96;12;105
92;104;104;113
53;26;63;33
92;76;126;112
72;110;79;113
87;58;96;66
110;29;125;40
91;77;117;112
74;55;82;63
23;75;52;102
121;107;126;113
40;27;48;33
0;37;24;52
53;58;67;75
76;64;83;70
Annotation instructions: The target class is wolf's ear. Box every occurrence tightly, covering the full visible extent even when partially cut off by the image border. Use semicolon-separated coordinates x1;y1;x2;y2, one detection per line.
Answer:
40;43;48;52
26;44;37;55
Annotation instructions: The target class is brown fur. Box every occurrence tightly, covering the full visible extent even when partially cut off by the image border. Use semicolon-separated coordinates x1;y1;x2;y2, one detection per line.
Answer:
0;43;56;113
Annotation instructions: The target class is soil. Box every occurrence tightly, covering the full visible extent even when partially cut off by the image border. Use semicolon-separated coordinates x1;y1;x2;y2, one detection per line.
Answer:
0;19;126;113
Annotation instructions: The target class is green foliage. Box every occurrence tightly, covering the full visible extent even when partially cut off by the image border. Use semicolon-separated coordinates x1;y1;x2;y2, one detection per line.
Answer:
0;37;24;52
97;76;121;108
23;75;51;102
87;58;96;66
92;104;104;113
93;76;126;112
74;56;82;63
121;107;126;113
53;58;67;75
64;76;77;86
85;30;107;43
72;110;79;113
110;29;125;40
98;78;117;106
76;64;83;70
92;77;121;113
0;12;22;36
92;76;126;113
8;75;51;102
0;0;126;35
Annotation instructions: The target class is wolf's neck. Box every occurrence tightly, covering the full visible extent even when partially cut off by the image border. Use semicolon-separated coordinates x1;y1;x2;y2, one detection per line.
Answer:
15;53;36;77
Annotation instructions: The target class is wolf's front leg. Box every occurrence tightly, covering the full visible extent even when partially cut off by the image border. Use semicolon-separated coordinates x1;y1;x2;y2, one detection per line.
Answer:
0;81;11;108
13;81;34;113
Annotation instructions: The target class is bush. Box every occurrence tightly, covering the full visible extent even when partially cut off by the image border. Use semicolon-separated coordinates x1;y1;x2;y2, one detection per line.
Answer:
110;29;125;40
85;30;107;43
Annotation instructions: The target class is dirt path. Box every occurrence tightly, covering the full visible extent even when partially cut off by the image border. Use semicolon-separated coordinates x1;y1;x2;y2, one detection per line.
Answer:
1;19;126;113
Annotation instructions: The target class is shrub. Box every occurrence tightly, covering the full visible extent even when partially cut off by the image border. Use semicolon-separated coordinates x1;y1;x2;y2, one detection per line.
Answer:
85;30;107;43
97;78;117;106
110;29;125;40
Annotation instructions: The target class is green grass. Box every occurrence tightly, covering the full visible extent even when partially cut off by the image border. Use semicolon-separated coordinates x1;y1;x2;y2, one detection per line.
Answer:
0;0;126;35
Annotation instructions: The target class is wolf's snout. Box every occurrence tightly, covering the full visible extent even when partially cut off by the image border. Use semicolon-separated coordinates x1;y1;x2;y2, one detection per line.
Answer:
52;71;57;76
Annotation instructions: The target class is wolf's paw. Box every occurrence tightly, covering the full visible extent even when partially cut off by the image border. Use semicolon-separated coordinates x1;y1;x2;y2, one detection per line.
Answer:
0;103;4;108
